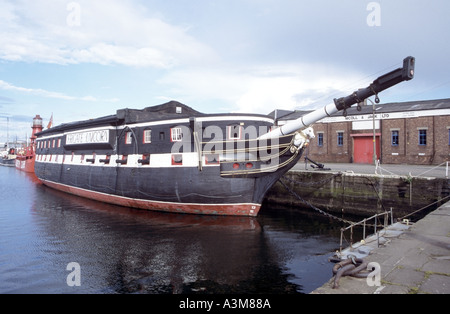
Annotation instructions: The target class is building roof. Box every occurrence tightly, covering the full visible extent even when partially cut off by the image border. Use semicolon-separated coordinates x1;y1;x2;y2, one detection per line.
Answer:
275;98;450;122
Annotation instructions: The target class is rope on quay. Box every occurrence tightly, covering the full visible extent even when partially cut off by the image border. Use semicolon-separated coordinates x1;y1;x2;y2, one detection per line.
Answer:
332;256;373;289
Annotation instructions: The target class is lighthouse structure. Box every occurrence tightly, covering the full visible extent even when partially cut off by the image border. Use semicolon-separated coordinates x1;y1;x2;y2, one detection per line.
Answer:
15;115;44;173
30;115;44;145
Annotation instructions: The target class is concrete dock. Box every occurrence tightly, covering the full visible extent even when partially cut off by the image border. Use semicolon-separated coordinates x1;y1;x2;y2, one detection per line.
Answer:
268;162;450;218
311;196;450;294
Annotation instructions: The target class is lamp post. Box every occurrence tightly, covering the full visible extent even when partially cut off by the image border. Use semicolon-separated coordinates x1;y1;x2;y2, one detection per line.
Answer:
367;98;378;165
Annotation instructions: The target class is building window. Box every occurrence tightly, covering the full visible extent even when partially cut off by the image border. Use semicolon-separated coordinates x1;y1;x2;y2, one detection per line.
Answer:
317;133;324;147
57;138;61;148
448;129;450;145
419;129;427;146
391;130;399;146
143;129;152;144
171;128;183;142
125;131;133;144
227;125;242;140
337;132;344;146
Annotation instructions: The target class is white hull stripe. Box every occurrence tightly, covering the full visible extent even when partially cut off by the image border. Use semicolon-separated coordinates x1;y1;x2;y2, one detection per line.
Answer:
35;152;218;168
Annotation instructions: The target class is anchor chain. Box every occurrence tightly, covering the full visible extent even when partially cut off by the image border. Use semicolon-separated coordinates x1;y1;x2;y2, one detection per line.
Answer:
278;178;354;225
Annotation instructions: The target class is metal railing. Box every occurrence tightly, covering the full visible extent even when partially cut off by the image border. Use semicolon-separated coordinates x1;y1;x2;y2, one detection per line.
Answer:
339;208;394;253
375;160;449;178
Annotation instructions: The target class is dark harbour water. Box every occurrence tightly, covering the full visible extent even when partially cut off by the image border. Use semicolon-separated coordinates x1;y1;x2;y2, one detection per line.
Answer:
0;166;345;294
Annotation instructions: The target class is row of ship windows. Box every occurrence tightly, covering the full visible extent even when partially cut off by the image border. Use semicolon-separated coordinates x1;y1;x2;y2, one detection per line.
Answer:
37;126;244;148
36;153;221;166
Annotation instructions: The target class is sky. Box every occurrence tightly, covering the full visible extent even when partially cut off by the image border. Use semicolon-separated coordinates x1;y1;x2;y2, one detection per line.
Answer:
1;0;449;143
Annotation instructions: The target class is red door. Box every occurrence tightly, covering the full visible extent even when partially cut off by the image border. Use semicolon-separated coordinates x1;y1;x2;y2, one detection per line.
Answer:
353;136;380;164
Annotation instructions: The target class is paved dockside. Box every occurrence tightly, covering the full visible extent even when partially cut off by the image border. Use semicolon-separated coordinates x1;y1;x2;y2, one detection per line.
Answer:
292;162;449;179
311;200;450;294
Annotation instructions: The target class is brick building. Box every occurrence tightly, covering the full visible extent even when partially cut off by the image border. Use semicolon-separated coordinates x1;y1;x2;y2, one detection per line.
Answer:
274;98;450;165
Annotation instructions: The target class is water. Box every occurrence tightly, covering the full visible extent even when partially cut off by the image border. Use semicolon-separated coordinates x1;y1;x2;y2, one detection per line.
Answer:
0;166;344;294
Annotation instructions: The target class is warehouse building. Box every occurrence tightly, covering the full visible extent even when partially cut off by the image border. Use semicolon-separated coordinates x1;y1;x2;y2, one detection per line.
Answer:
274;98;450;165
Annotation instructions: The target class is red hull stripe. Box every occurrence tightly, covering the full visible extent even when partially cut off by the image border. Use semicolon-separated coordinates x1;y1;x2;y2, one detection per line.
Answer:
40;179;261;217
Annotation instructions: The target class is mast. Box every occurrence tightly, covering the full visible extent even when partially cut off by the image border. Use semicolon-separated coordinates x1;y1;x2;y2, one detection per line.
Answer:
260;56;415;140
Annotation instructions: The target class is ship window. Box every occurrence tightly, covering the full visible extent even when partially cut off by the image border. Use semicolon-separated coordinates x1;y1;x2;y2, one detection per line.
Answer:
116;155;128;165
205;154;220;165
172;154;183;165
138;154;150;165
227;125;242;140
143;129;152;144
125;131;133;144
171;128;183;142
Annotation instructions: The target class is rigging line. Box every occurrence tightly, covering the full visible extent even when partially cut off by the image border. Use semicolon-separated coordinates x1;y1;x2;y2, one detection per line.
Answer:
218;146;292;163
199;133;295;146
206;143;291;155
220;149;300;176
293;61;403;111
398;194;450;221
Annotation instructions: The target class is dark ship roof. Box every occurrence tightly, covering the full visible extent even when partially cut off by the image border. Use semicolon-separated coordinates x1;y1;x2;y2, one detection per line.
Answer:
117;100;205;124
36;101;204;137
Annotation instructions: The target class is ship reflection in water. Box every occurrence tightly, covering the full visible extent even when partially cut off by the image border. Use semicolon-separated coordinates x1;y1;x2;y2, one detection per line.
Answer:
0;166;342;294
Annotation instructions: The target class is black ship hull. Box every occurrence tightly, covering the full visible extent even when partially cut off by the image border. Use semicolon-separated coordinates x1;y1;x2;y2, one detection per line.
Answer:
34;101;305;216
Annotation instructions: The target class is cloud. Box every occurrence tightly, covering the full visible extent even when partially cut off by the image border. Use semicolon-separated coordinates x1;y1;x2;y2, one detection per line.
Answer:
0;96;15;104
158;63;365;114
0;0;217;68
0;80;119;102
